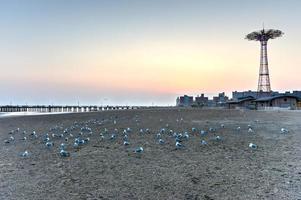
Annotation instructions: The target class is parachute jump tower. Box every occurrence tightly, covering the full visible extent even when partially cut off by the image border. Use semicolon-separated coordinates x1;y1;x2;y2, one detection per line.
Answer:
245;28;283;95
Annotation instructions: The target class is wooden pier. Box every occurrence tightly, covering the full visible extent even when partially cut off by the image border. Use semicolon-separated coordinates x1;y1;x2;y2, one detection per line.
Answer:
0;105;142;113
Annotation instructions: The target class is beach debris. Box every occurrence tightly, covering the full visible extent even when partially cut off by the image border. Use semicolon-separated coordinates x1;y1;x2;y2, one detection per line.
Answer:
192;127;197;132
134;147;144;153
237;126;241;131
59;149;70;157
280;128;289;134
249;143;257;149
248;127;254;133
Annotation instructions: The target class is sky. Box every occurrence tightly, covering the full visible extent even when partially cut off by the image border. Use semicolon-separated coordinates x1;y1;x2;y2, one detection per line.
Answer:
0;0;301;106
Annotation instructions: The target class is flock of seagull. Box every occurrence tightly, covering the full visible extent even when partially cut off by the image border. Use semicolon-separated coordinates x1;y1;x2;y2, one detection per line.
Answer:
3;115;290;158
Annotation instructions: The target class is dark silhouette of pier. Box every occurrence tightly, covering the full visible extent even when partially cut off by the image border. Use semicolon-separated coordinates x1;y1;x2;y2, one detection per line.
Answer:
0;105;143;113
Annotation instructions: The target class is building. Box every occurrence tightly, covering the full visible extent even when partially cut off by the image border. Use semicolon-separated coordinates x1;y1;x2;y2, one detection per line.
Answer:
176;95;193;107
232;90;279;100
213;92;229;106
255;95;299;110
195;94;208;106
227;96;256;109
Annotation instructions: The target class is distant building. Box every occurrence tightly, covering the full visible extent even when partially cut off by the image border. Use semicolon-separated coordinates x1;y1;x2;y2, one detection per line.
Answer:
213;92;229;106
195;94;208;106
176;95;193;107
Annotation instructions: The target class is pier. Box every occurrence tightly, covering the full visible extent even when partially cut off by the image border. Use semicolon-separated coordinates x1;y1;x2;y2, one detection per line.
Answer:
0;105;142;113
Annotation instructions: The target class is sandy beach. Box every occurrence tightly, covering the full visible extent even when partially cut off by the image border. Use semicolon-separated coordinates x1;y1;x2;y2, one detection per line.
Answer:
0;108;301;200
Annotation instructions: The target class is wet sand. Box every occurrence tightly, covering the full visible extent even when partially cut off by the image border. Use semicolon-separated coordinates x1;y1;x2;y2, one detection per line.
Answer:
0;108;301;200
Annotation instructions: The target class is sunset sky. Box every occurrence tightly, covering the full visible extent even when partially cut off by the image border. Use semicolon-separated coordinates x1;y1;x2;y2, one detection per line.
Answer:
0;0;301;106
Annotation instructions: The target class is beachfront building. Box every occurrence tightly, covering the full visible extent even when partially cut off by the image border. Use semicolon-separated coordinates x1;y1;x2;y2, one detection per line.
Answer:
232;90;279;100
227;96;256;110
254;95;300;110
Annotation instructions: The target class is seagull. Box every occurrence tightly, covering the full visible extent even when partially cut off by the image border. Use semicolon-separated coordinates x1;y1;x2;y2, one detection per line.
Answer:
21;150;29;157
183;132;189;139
215;136;221;141
123;134;128;141
237;127;241;131
192;127;197;132
175;141;183;149
221;124;225;128
99;133;105;140
59;149;70;157
200;140;207;145
110;134;116;140
156;133;161;139
9;136;15;141
60;143;66;150
139;129;144;134
73;142;79;148
158;139;165;144
46;141;54;147
134;147;144;153
248;128;254;133
123;141;130;146
281;128;289;134
200;130;207;136
249;143;257;149
209;127;215;132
